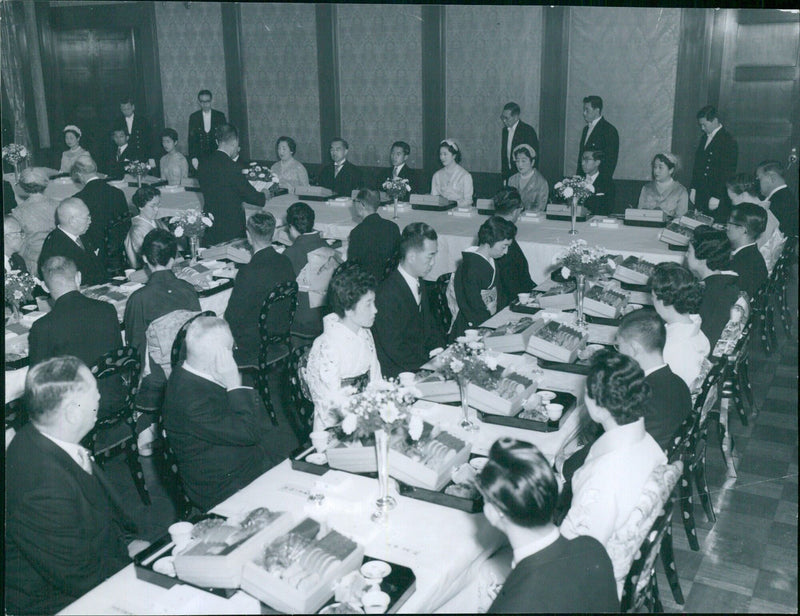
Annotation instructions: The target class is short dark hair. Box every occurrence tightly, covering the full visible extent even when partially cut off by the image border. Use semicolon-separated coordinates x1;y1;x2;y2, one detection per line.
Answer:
439;140;461;164
356;188;380;211
215;123;238;145
696;105;719;121
246;211;276;242
391;141;410;156
197;89;212;100
756;160;785;179
478;216;516;245
25;356;92;424
399;222;437;260
586;349;650;425
41;256;78;288
725;173;759;199
111;127;128;138
276;136;297;155
582;149;605;162
119;95;135;106
491;188;523;215
617;307;666;353
583;95;603;112
652;153;677;175
650;262;703;314
161;128;179;142
330;137;349;150
141;228;178;267
502;102;521;116
475;438;557;528
328;262;376;318
132;185;161;211
691;225;732;270
286;201;315;234
730;202;767;239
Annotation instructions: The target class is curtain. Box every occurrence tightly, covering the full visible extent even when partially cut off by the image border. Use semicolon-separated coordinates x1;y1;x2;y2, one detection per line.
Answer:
1;0;32;151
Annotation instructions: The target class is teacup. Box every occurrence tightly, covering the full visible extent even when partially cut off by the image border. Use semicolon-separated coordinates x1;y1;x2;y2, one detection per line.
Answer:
168;521;194;552
397;372;416;387
537;390;557;403
310;430;330;453
545;403;564;421
517;292;531;304
362;590;390;614
124;268;135;280
464;329;480;341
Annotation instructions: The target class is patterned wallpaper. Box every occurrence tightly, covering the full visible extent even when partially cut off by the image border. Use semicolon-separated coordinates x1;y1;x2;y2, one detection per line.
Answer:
445;5;543;174
240;3;321;164
154;1;227;155
337;4;423;170
565;7;680;181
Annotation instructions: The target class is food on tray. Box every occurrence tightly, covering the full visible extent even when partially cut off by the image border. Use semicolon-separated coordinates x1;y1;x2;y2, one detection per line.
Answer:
487;317;534;336
393;431;466;470
664;221;693;239
184;508;282;553
533;321;584;350
536;281;575;296
578;343;605;361
585;285;627;307
619;256;655;277
445;483;479;499
319;602;364;614
518;406;551;422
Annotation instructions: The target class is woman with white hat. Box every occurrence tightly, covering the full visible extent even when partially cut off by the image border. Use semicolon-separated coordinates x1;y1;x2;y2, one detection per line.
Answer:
431;138;474;208
59;125;89;173
637;152;689;218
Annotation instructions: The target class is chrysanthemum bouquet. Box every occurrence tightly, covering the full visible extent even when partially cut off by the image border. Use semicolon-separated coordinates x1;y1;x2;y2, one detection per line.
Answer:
243;162;278;184
124;160;152;178
553;176;595;203
382;177;411;201
430;338;499;388
5;271;42;312
2;143;29;165
556;239;616;280
334;379;424;443
170;209;214;238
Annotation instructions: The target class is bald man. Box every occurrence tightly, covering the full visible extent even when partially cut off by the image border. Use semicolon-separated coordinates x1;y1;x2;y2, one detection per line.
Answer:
162;317;283;510
38;198;106;286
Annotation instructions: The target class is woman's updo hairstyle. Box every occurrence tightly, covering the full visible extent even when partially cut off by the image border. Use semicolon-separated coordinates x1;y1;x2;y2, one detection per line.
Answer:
328;262;376;318
585;349;650;426
690;225;732;271
477;215;516;246
439;139;462;164
475;438;557;528
726;172;759;199
649;262;703;314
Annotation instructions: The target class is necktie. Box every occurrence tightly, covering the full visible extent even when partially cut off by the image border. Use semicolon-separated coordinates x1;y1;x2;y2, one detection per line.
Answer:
334;163;343;178
394;166;400;178
76;446;93;475
75;236;85;250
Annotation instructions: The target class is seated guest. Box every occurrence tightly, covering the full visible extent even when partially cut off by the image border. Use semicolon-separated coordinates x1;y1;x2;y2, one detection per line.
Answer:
123;229;201;412
614;308;693;449
580;149;615;215
377;141;417;194
757;159;798;238
6;357;140;615
270;136;309;193
476;438;619;613
727;173;785;272
637;152;689;218
124;185;166;268
283;201;341;341
492;188;536;309
38;198;106;286
305;263;382;430
105;127;145;180
4;216;28;273
318;137;363;196
450;216;515;338
727;202;769;298
72;156;131;274
649;262;710;388
431;139;473;208
159;128;189;186
163;317;282;510
197;123;268;245
224;212;295;367
686;225;741;348
11;168;59;273
560;350;667;584
373;222;445;378
347;188;400;282
59;125;90;174
507;144;548;212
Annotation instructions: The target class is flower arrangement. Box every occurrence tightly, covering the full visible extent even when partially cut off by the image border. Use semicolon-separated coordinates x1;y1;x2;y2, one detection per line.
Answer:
5;271;42;312
124;160;152;178
553;176;595;204
556;239;616;279
170;209;214;238
334;379;424;443
2;143;29;165
243;162;278;185
430;338;499;388
382;177;411;201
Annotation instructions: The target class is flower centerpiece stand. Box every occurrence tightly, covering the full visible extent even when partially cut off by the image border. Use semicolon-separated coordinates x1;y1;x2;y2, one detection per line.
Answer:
553;176;596;234
170;209;214;262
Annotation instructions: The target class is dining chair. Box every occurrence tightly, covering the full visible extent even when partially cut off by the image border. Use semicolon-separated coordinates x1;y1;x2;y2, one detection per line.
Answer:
156;418;199;520
770;237;797;336
169;310;217;370
751;280;775;355
429;272;454;335
285;343;315;445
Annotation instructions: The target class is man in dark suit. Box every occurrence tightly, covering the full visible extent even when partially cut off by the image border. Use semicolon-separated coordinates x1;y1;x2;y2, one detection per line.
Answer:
615;308;692;450
318;137;363;196
113;96;153;161
163;317;282;510
224;212;295;367
4;215;28;272
347;188;400;282
728;203;769;298
72;156;131;274
757;159;798;238
6;357;141;615
197;123;268;245
372;222;445;378
38;198;107;286
690;105;738;224
580;150;615;216
576;95;619;178
501;102;540;180
188;89;227;174
376;140;418;194
104;127;146;180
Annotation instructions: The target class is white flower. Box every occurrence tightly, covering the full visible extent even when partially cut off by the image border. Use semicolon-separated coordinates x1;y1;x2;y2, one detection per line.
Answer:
241;169;249;175
187;214;197;223
484;354;498;371
554;182;563;189
429;347;444;358
258;173;266;178
450;359;464;373
561;266;571;279
380;402;400;424
207;212;214;220
606;258;617;270
409;415;423;441
19;146;28;157
174;226;184;237
201;216;213;226
341;413;358;435
562;187;574;198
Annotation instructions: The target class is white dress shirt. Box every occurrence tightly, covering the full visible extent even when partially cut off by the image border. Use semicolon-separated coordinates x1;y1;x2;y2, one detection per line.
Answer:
125;115;134;135
37;427;94;474
584;116;602;144
393;163;406;178
704;124;722;149
398;264;420;305
506;120;519;166
181;361;251;393
764;184;788;203
731;241;757;257
58;226;84;248
584;171;599;186
202;110;212;132
511;526;560;568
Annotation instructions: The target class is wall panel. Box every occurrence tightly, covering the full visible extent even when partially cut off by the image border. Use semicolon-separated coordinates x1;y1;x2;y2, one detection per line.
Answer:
565;7;680;182
154;1;226;154
240;3;321;163
337;4;423;170
445;6;543;174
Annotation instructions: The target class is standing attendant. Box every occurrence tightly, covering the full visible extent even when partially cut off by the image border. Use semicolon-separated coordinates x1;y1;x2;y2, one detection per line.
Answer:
318;138;363;196
347;188;400;282
113;96;153;162
197;124;268;245
377;141;417;194
188;89;227;173
576;95;619;178
727;203;769;298
501;102;540;181
690;105;738;224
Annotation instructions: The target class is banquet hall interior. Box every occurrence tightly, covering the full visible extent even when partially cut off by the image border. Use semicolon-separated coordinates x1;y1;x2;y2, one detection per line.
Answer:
3;2;798;614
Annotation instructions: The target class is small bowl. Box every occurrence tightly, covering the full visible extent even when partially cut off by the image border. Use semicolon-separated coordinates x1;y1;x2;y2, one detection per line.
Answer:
464;329;480;341
545;403;564;421
306;452;328;466
360;560;392;581
469;456;489;472
517;292;531;304
362;590;391;614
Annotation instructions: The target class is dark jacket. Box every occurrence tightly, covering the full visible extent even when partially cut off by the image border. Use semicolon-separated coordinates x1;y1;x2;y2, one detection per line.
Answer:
768;185;798;238
318;160;363;197
699;273;740;349
495;239;535;309
645;365;693;450
451;250;497;338
375;163;418;194
103;142;146;180
112;113;153;160
5;424;133;615
690;127;738;223
577;117;620;178
582;172;616;216
197;149;267;245
224;246;295;366
73;178;131;271
731;243;768;299
347;213;401;282
502;119;540;180
188;108;227;163
38;227;107;286
283;231;332;338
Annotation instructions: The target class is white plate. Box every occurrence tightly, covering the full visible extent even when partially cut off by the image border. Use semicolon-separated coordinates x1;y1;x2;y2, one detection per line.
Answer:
537;390;557;402
360;560;391;581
